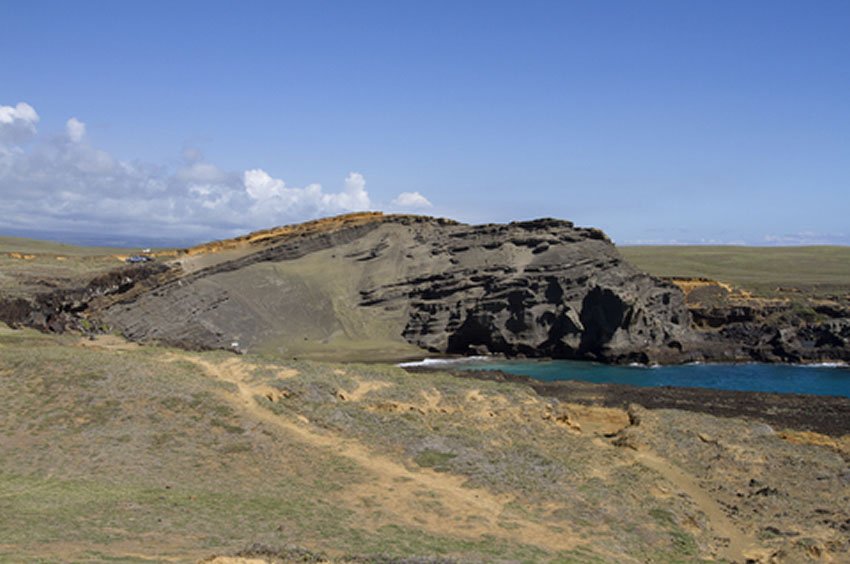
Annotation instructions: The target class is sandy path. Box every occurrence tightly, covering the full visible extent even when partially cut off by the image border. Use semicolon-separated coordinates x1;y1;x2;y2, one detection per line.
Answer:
178;355;586;554
633;449;764;563
579;405;767;564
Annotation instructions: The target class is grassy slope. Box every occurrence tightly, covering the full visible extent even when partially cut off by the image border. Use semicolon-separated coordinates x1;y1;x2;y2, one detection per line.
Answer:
620;245;850;296
228;245;424;362
0;326;718;563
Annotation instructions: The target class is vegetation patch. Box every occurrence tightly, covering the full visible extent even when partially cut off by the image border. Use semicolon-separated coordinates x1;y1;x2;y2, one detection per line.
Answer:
413;450;457;471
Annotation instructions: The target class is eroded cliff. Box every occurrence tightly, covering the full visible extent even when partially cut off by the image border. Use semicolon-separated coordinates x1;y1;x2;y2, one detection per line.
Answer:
5;213;847;364
97;214;698;362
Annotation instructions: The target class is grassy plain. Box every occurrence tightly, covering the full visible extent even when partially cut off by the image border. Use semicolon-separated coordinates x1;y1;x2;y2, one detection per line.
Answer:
0;236;132;298
0;236;131;257
620;245;850;297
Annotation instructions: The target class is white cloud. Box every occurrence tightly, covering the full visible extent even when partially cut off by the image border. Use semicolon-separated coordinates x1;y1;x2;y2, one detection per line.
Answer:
65;117;86;143
243;169;372;220
0;102;38;126
0;101;436;243
244;168;286;201
0;102;40;144
323;172;371;211
763;231;848;245
178;162;226;183
392;191;432;209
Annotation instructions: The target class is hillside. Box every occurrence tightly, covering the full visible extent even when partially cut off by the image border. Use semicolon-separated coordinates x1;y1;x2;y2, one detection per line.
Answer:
2;220;850;561
1;213;849;364
0;236;132;299
2;326;847;562
97;213;694;364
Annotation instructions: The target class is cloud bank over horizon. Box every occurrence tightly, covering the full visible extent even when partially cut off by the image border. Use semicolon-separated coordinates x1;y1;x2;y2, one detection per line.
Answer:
0;101;433;244
1;100;846;248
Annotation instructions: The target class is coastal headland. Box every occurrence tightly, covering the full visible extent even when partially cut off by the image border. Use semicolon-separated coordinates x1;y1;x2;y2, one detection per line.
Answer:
1;213;849;562
2;212;849;365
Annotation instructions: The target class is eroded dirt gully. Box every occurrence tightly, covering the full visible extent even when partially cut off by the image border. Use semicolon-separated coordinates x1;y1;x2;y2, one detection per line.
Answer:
169;349;769;563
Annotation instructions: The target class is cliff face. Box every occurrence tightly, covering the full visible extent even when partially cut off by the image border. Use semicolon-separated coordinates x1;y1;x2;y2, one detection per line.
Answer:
358;218;695;363
677;280;850;363
92;214;698;363
5;213;849;364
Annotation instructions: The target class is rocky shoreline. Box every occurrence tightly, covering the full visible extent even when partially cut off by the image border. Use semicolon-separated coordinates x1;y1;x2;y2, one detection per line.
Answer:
406;366;850;437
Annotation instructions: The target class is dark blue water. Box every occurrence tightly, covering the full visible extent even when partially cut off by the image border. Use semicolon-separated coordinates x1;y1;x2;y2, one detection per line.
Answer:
447;359;850;398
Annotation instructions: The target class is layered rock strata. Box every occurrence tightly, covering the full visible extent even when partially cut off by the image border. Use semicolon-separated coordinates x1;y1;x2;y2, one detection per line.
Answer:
96;214;698;363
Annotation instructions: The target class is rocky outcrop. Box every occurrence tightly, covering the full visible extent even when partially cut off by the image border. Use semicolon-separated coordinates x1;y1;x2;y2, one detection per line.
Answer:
93;214;699;363
358;217;696;363
0;262;169;333
6;212;847;364
676;280;850;363
702;317;850;364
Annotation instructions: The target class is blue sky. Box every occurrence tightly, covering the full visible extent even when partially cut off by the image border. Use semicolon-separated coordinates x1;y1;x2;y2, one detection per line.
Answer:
1;0;848;246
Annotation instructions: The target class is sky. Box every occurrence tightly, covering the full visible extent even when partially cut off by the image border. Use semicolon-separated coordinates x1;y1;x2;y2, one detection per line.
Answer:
1;0;848;247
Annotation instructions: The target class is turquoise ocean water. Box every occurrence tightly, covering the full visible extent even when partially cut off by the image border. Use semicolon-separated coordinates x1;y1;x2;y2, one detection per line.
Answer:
406;358;850;398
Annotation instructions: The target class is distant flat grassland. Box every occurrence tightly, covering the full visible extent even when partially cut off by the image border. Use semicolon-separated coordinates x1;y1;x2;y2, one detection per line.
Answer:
0;235;130;256
619;245;850;296
0;236;133;298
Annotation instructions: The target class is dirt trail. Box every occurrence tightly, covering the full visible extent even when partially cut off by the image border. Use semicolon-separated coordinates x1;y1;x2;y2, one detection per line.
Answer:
577;405;767;563
177;354;586;554
632;449;766;563
173;352;768;561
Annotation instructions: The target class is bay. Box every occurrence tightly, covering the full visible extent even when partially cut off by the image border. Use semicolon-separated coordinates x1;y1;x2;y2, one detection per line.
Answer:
414;358;850;398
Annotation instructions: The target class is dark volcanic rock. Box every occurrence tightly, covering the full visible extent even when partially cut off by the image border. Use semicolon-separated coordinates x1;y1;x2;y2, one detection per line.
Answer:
687;295;850;364
0;262;170;334
719;320;850;364
362;218;697;363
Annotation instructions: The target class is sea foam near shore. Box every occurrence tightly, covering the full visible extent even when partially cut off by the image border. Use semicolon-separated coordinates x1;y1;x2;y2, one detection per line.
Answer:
397;356;491;368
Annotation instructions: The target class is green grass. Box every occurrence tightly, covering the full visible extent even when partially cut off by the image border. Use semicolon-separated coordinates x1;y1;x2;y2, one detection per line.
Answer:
620;245;850;296
0;332;757;561
0;235;133;256
0;336;588;561
413;449;458;471
0;235;176;299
